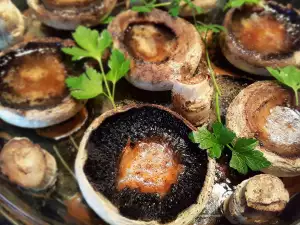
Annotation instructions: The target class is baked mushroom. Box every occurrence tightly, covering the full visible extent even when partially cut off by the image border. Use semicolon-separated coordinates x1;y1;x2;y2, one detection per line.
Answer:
0;0;25;50
220;2;300;76
27;0;117;30
108;9;203;91
226;81;300;177
223;174;289;225
0;137;57;191
0;38;85;128
172;59;213;126
75;104;215;224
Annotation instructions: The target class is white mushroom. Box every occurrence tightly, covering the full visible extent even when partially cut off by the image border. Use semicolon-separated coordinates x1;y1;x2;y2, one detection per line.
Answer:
0;137;57;191
223;174;289;225
0;0;25;50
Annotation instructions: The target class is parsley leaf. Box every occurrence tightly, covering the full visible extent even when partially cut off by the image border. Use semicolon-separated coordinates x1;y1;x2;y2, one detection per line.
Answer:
100;15;115;24
189;122;235;159
62;26;112;61
224;0;261;11
267;66;300;106
66;68;103;99
230;138;271;174
106;49;131;84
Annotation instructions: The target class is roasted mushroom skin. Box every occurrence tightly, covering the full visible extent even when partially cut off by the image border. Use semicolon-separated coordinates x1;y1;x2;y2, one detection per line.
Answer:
0;41;79;110
84;106;208;222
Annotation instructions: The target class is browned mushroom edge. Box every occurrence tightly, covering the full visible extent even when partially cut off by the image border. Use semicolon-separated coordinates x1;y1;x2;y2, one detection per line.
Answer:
0;37;85;128
220;1;300;76
108;9;203;91
27;0;117;30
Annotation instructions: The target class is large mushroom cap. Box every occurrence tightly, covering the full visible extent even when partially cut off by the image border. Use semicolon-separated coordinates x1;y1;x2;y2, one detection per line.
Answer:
108;9;203;91
75;104;215;225
27;0;117;30
226;81;300;177
0;38;85;128
0;137;57;191
220;1;300;76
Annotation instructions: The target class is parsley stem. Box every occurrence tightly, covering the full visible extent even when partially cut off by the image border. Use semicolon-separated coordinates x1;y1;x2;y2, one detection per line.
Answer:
97;58;117;110
215;92;222;123
153;2;171;7
294;89;299;106
226;143;234;152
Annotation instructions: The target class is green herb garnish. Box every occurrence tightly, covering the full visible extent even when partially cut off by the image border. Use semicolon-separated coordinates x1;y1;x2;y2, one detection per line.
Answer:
267;66;300;106
131;0;202;17
190;22;271;174
189;122;271;174
224;0;261;10
62;26;130;109
100;15;115;24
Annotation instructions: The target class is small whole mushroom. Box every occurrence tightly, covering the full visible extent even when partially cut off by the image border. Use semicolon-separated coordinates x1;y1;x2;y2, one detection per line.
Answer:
223;174;289;225
0;137;57;191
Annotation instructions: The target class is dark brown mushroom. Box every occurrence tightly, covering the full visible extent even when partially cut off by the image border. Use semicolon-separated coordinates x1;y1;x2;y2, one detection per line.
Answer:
0;0;25;50
108;9;203;91
27;0;117;30
0;38;85;128
226;81;300;177
0;137;57;191
220;2;300;76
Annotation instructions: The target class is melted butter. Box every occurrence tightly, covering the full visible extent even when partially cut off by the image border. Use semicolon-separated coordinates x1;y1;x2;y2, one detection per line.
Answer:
3;52;66;104
234;14;290;54
117;139;184;196
124;23;177;63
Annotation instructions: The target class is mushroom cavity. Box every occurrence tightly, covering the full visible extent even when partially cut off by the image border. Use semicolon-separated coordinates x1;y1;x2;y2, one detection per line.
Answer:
118;137;184;197
223;174;289;225
220;2;300;76
226;81;300;177
0;138;57;191
27;0;117;30
0;0;25;50
75;104;215;224
108;9;203;91
0;38;85;128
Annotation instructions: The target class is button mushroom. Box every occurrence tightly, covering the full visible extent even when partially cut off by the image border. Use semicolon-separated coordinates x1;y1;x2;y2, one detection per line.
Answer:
0;137;57;191
0;38;85;128
220;1;300;76
108;9;203;91
223;174;289;225
226;81;300;177
27;0;117;30
0;0;25;50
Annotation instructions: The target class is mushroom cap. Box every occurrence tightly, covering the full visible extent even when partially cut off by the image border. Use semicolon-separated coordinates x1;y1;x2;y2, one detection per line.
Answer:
224;174;289;225
226;81;300;177
27;0;117;30
0;137;57;190
220;2;300;76
0;0;25;50
75;104;216;225
245;174;289;212
0;38;86;128
108;9;203;91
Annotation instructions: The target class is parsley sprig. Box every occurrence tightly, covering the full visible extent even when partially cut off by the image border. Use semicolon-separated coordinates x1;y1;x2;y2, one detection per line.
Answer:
267;66;300;106
131;0;203;17
190;22;271;174
224;0;262;10
62;26;130;109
